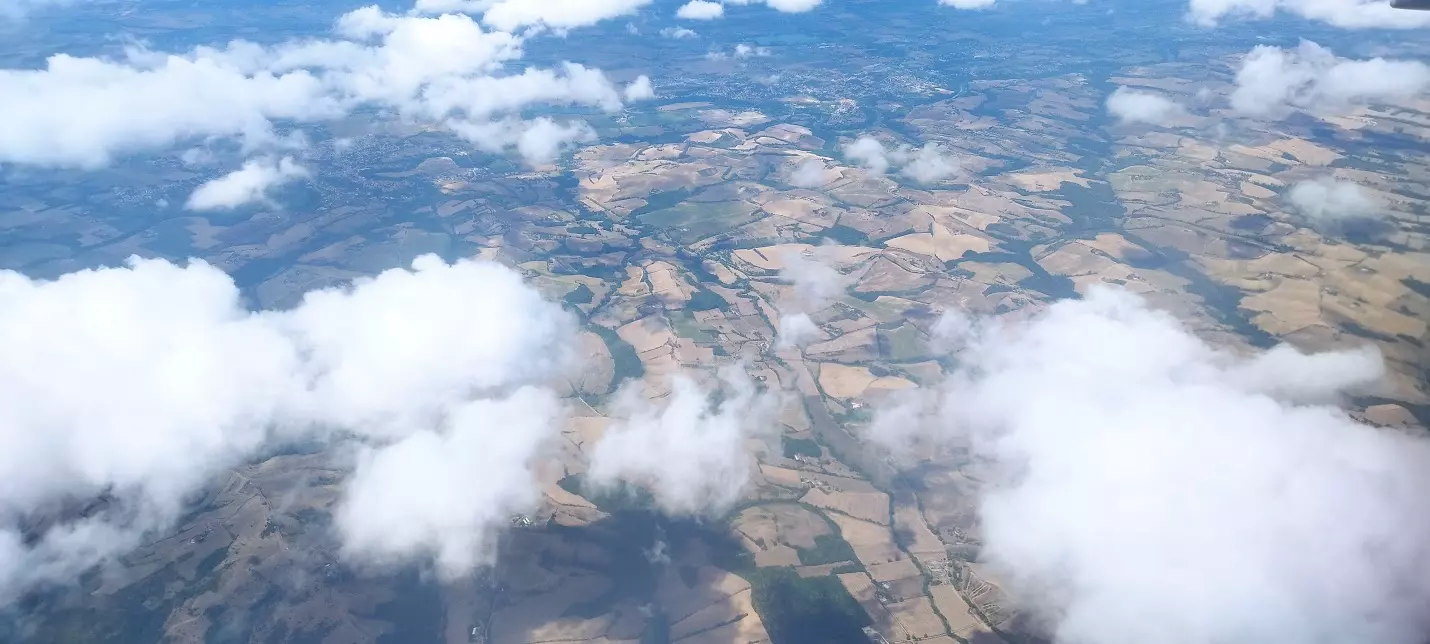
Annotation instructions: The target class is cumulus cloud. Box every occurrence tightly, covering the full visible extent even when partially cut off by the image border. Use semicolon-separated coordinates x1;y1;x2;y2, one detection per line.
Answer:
449;117;595;165
1106;87;1187;126
1286;177;1380;224
337;387;563;577
1188;0;1430;29
706;43;771;61
587;366;777;515
624;74;655;101
762;0;823;11
0;7;647;168
186;156;308;210
844;136;960;183
0;254;578;599
844;136;894;174
661;26;699;38
1231;41;1430;118
706;44;772;61
410;0;495;14
734;43;771;58
776;313;824;349
513;119;595;164
899;143;960;183
868;287;1430;644
723;0;824;12
939;0;997;8
788;158;830;188
779;245;854;312
677;0;725;19
772;246;850;353
479;0;654;30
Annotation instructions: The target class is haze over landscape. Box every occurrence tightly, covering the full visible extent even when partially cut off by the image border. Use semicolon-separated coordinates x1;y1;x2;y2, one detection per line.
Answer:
1;0;1428;643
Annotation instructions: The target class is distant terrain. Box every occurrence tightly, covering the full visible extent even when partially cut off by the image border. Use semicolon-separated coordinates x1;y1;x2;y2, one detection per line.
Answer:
2;0;1428;643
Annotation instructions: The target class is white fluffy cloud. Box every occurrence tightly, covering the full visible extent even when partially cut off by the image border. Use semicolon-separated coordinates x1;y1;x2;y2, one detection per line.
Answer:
763;0;823;10
479;0;654;30
723;0;824;12
900;143;960;183
677;0;725;19
624;74;655;101
1231;41;1430;118
587;366;777;515
844;136;961;183
337;387;563;577
409;0;656;28
1287;177;1381;224
0;254;579;598
0;7;648;168
449;117;596;165
662;26;699;38
773;247;849;352
1106;87;1187;126
776;312;824;349
706;43;772;60
186;156;309;210
410;0;495;14
869;287;1430;644
844;136;894;174
788;158;830;188
779;245;854;312
1188;0;1430;29
734;43;771;58
939;0;997;8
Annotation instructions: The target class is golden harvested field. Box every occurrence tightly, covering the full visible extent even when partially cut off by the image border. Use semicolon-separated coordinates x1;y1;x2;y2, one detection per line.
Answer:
837;572;897;639
930;586;1004;643
827;512;902;566
801;487;891;525
888;597;948;640
816;363;878;399
1006;168;1091;191
660;566;771;644
866;558;921;583
731;243;878;272
733;503;833;551
894;503;947;559
884;224;992;262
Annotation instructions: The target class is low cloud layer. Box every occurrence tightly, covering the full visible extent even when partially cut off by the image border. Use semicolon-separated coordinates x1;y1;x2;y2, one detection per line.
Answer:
775;245;853;349
478;0;654;30
788;158;830;188
779;245;854;312
1287;177;1381;224
0;254;579;598
869;287;1430;644
706;43;772;61
727;0;824;12
776;312;823;349
587;366;777;515
939;0;997;9
844;136;960;184
662;26;698;38
0;247;810;599
449;117;597;166
186;156;309;210
337;387;564;577
677;0;725;19
1106;87;1186;126
1231;41;1430;118
1188;0;1430;29
0;5;652;168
